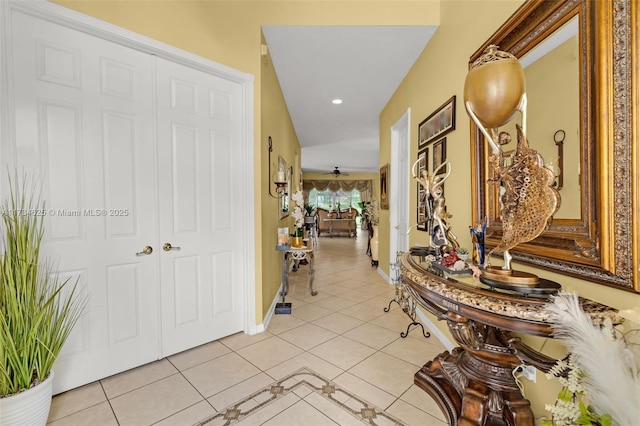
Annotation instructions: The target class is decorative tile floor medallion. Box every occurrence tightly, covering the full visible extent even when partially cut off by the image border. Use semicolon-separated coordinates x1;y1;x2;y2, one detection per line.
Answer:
194;367;407;425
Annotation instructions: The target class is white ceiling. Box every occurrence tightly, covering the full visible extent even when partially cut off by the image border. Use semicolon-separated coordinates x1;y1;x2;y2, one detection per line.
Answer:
262;25;437;174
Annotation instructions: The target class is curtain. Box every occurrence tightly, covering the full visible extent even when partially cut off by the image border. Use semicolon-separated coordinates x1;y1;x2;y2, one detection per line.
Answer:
303;180;372;202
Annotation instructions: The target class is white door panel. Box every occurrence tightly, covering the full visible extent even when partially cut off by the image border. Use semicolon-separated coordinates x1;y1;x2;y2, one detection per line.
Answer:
3;2;250;394
156;58;244;356
8;9;160;393
390;109;410;266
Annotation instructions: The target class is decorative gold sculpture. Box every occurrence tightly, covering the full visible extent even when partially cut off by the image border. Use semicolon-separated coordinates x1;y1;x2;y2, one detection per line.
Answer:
411;160;458;250
464;45;560;286
464;45;526;132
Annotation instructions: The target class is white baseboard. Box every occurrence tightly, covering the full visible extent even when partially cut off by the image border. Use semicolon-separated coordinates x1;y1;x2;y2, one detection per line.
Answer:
246;322;264;335
377;267;391;283
245;286;282;335
261;288;285;332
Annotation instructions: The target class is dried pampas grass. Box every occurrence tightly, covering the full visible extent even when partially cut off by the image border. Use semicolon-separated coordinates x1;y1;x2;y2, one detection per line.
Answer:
545;292;640;426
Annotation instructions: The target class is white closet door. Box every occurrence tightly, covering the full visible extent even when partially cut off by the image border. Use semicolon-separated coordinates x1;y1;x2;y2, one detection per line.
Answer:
8;9;160;393
156;58;245;356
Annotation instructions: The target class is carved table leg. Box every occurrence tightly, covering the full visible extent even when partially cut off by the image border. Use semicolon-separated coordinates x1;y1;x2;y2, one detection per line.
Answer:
460;387;534;426
414;349;464;425
502;391;535;426
459;381;491;426
414;346;535;426
308;252;317;296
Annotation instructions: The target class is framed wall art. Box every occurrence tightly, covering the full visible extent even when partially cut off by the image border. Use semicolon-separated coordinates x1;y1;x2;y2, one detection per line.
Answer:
433;138;447;174
418;96;456;148
416;148;428;232
380;163;389;210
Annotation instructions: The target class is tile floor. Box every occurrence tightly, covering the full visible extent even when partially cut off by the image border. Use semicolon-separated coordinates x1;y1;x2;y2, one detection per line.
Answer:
47;231;448;425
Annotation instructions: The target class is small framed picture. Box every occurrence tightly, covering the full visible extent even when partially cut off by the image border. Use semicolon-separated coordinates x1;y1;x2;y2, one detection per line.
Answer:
416;148;428;232
380;163;389;210
431;224;447;248
418;96;456;148
433;138;447;174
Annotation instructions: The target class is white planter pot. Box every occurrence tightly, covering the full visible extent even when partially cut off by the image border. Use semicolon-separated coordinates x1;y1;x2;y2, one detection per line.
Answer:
0;371;54;426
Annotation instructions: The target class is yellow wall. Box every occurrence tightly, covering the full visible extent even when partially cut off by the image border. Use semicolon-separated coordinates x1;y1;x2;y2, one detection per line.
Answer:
260;36;302;317
53;0;440;323
524;36;580;219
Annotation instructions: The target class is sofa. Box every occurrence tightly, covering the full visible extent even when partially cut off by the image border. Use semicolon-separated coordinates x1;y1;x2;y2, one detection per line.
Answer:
316;208;359;237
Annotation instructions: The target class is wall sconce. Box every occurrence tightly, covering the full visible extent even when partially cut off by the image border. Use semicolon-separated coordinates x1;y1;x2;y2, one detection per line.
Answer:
268;136;289;198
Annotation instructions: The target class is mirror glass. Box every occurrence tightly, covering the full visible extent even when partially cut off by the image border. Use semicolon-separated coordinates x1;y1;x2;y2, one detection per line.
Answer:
520;17;579;219
493;16;580;220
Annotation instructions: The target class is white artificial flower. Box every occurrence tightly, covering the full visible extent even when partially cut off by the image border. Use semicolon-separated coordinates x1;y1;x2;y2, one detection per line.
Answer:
291;190;305;229
291;190;304;206
292;206;305;229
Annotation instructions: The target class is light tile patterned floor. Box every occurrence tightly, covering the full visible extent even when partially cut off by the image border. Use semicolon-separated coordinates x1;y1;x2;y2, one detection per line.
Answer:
47;231;448;425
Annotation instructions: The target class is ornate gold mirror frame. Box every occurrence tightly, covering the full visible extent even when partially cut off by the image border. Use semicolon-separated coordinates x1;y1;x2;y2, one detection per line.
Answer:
469;0;639;291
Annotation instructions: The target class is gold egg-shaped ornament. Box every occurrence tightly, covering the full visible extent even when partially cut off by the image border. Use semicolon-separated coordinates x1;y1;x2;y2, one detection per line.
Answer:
463;45;525;129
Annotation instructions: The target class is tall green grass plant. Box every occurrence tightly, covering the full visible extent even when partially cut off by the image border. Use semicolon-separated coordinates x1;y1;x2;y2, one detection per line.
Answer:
0;174;86;397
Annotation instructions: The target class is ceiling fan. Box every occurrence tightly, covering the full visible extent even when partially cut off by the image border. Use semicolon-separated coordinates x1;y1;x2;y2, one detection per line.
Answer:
323;166;349;177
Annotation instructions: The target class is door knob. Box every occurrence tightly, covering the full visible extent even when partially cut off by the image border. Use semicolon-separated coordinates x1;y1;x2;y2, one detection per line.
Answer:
163;242;181;251
136;246;153;256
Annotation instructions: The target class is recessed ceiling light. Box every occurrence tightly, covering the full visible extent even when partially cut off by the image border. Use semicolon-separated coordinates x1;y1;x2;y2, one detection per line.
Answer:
332;99;343;105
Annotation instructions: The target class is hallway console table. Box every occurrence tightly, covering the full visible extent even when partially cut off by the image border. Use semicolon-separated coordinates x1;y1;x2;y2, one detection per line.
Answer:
275;242;318;314
398;252;620;426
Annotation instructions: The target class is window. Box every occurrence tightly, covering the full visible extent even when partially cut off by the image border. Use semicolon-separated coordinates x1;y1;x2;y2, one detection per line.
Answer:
308;188;363;224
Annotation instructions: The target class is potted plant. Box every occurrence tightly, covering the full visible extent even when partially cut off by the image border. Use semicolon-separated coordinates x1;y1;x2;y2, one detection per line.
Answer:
303;202;315;217
303;202;316;226
456;247;469;261
0;175;86;425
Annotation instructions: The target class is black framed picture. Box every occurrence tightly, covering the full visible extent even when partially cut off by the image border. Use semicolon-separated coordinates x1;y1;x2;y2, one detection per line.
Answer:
418;96;456;148
416;148;428;232
380;163;389;210
431;224;447;248
433;138;447;174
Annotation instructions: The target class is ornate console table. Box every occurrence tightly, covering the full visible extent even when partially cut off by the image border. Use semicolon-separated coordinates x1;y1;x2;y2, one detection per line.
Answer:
275;242;318;314
399;252;620;426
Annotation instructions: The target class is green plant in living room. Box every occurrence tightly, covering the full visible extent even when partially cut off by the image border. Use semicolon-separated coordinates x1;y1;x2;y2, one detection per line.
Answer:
0;174;86;425
303;202;315;217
